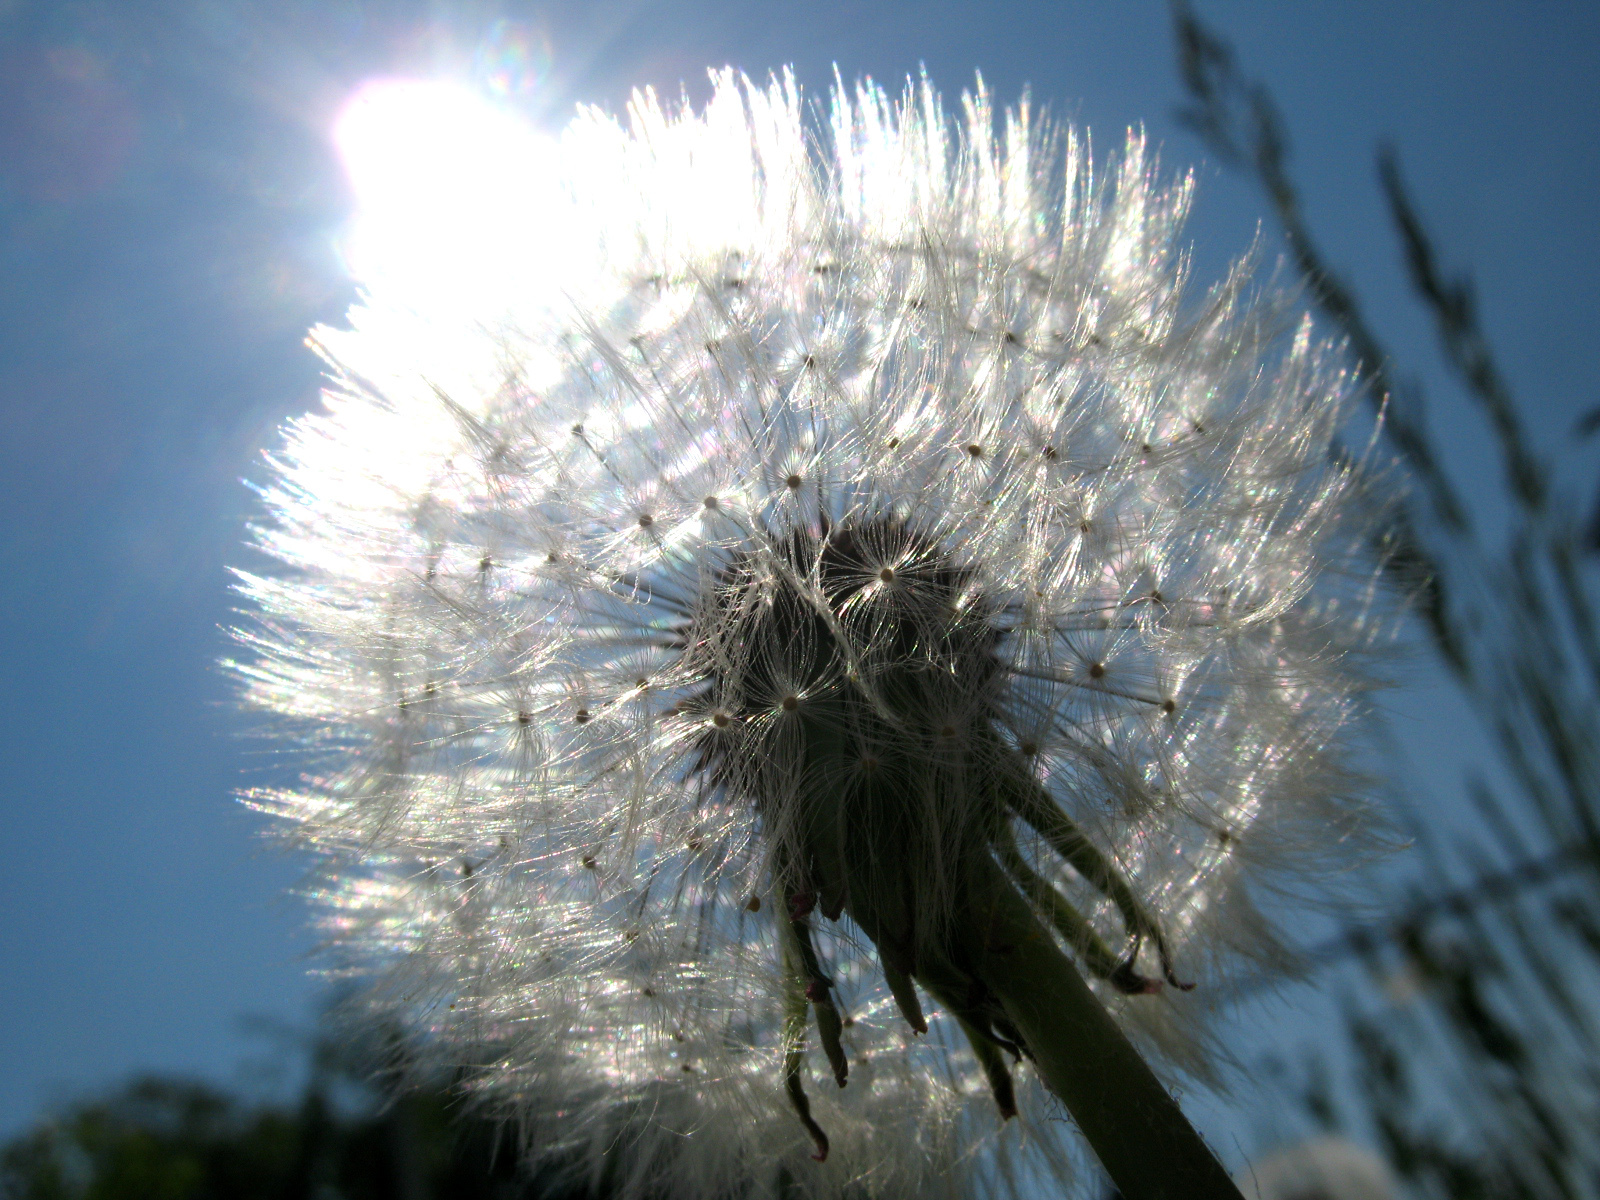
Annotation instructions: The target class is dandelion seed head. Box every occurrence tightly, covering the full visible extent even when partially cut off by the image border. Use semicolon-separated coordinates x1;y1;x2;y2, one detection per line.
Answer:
235;69;1385;1198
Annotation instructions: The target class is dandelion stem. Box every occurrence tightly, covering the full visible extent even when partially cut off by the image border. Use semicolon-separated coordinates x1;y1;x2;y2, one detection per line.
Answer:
967;858;1244;1200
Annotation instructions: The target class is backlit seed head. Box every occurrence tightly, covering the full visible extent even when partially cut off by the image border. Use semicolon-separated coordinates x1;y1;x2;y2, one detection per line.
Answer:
236;69;1388;1200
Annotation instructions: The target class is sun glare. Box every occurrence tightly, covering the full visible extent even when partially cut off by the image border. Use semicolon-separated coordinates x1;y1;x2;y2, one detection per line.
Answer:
333;78;556;307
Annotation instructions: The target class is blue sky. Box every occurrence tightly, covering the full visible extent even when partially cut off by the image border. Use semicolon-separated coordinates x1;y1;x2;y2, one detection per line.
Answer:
0;0;1595;1154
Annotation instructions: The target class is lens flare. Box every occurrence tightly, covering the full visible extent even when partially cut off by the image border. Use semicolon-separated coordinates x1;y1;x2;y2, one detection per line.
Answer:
477;20;553;101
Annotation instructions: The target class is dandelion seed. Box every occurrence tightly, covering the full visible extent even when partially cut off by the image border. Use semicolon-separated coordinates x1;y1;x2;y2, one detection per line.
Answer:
235;69;1384;1200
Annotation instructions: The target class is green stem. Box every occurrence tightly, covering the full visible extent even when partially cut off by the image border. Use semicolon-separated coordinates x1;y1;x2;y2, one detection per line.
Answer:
965;859;1244;1200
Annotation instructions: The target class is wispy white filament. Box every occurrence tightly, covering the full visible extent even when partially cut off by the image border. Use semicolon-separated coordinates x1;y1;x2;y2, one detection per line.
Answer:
234;70;1384;1199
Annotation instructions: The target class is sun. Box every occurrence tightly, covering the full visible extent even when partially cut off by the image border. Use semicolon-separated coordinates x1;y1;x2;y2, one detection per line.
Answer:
332;78;555;308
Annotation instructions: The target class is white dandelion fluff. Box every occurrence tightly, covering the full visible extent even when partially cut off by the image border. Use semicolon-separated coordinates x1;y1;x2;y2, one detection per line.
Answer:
234;70;1383;1199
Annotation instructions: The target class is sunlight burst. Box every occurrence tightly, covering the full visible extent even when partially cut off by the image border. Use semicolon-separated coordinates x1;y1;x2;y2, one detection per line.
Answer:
333;78;556;307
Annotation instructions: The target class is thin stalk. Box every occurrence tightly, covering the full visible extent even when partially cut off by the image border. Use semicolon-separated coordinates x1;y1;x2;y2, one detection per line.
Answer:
962;856;1243;1200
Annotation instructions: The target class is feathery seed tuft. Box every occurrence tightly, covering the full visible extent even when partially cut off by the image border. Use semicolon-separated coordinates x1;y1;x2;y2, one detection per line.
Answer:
233;69;1386;1200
